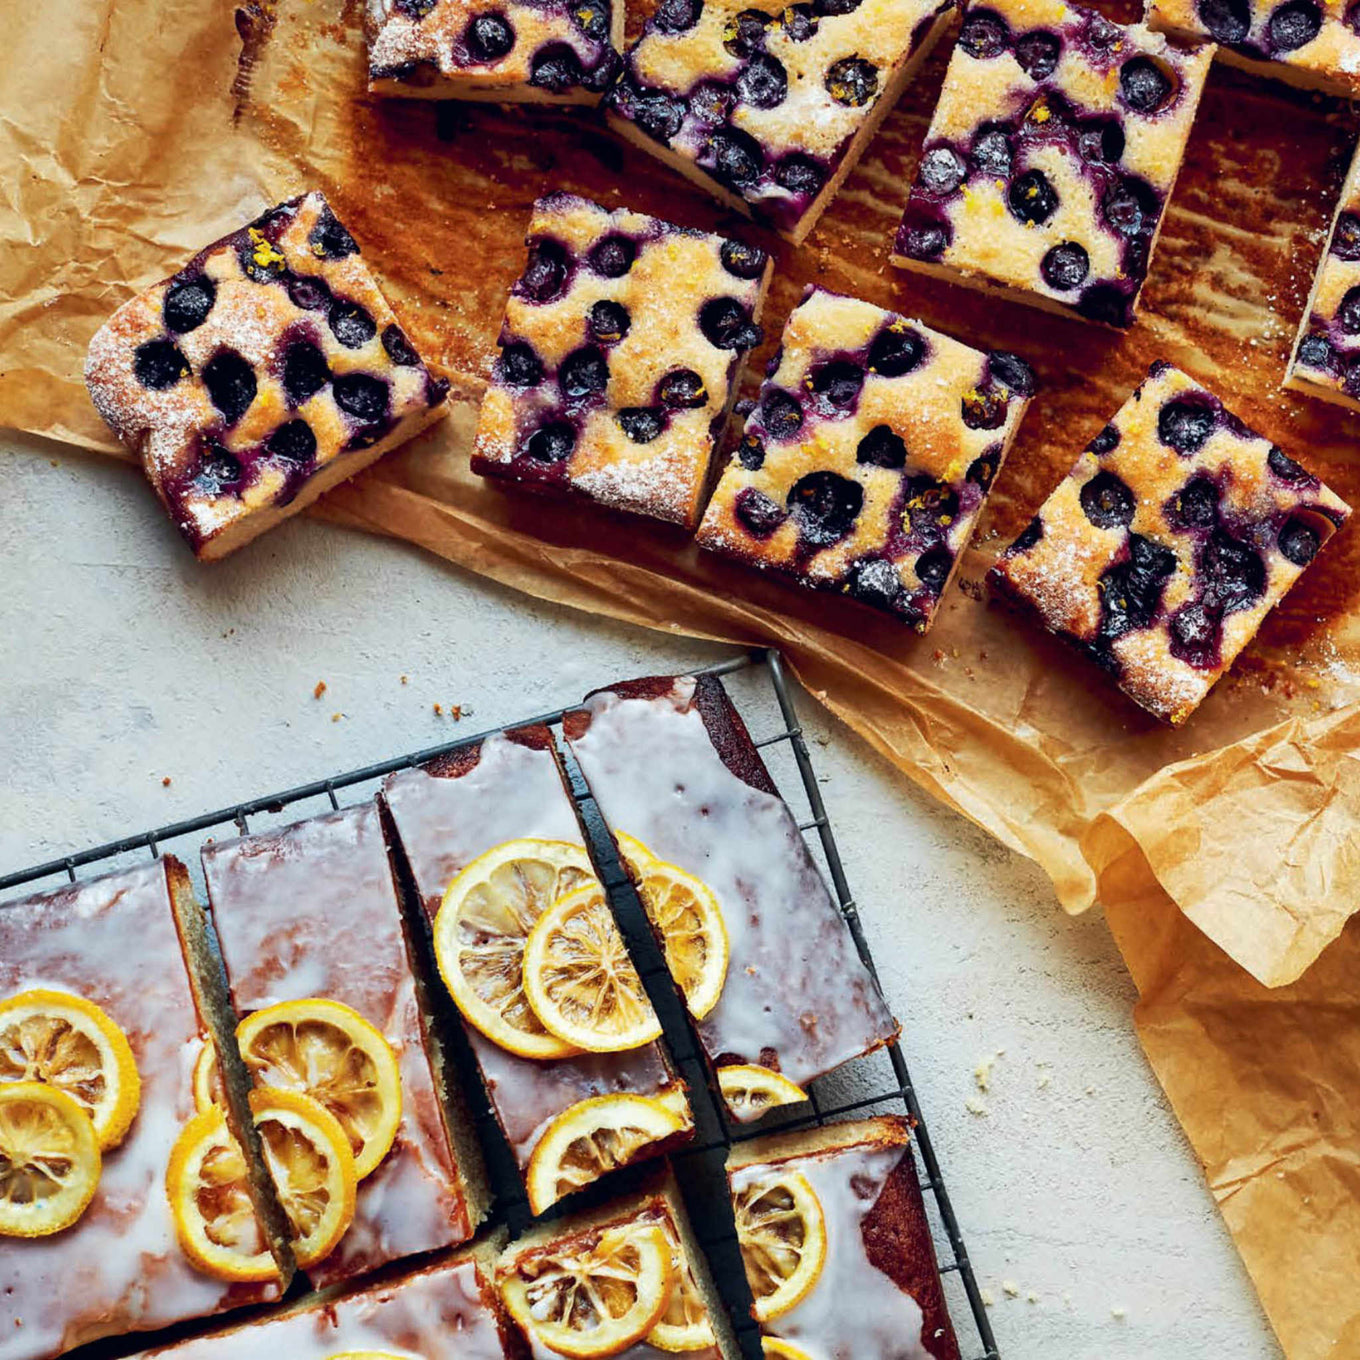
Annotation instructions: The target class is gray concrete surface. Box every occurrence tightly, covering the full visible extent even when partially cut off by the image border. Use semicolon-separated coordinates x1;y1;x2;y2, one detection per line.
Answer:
1;437;1281;1359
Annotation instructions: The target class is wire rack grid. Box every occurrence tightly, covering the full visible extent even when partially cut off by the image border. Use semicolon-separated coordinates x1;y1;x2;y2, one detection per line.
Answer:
0;647;999;1360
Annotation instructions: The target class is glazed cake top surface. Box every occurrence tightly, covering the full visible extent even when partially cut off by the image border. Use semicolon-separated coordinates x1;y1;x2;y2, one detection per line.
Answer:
474;192;767;527
565;675;898;1091
201;802;472;1278
992;362;1350;722
0;863;273;1360
699;286;1034;627
84;191;443;550
896;0;1213;326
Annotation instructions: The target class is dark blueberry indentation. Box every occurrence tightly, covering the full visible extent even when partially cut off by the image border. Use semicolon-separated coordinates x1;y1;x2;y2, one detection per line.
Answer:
1011;517;1044;553
164;277;215;334
329;300;377;349
1201;529;1265;612
776;155;824;198
1268;0;1321;50
1158;396;1217;454
1098;535;1177;638
133;339;189;391
709;126;764;187
659;368;707;408
1332;212;1360;262
959;9;1010;58
521;239;570;303
781;3;819;38
382;324;420;367
962;383;1009;430
737;433;766;469
971;127;1013;179
899;217;949;260
266;418;317;464
559;346;610;399
989;351;1035;398
1008;169;1059;225
466;12;515;60
524;420;577;463
1103;177;1158;239
333;373;390;423
618;407;666;443
850;558;902;608
1197;0;1250;41
191;441;244;497
1078;283;1132;327
1119;56;1173;114
808;359;864;414
655;0;702;29
868;323;925;377
723;243;768;285
1279;516;1321;565
572;0;610;40
1169;599;1222;668
1345;357;1360;398
588;235;636;279
1014;30;1060;79
1085;12;1121;48
724;8;771;55
1348;0;1360;32
1088;424;1120;454
915;545;954;591
1080;469;1136;529
308;206;358;260
919;146;967;195
588;300;631;345
967;448;1000;489
283;340;330;406
530;44;584;92
788;470;864;546
1077;118;1124;164
203;350;257;423
738;52;788;107
761;388;804;440
857;424;907;468
1268;445;1315;485
1042;241;1090;291
904;475;960;544
735;486;786;536
395;0;438;17
287;276;331;312
498;341;543;388
1337;286;1360;334
826;56;878;107
634;87;687;141
1168;474;1219;529
700;296;762;350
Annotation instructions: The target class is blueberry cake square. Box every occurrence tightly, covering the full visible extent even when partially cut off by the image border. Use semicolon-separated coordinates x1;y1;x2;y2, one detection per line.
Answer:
365;0;622;102
1286;143;1360;409
990;361;1351;723
604;0;955;244
697;286;1035;630
1147;0;1360;97
891;0;1213;329
85;192;449;560
471;193;772;528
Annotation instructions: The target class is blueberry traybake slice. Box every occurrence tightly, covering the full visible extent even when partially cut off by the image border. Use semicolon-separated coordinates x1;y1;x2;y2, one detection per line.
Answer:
1286;141;1360;410
605;0;957;243
697;286;1035;630
891;0;1213;328
1147;0;1360;97
85;192;449;560
365;0;622;102
990;361;1351;724
472;193;772;528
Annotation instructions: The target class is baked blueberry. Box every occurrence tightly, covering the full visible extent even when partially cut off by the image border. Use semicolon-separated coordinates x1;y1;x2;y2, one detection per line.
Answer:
737;432;766;468
1194;0;1251;42
163;277;216;334
381;325;420;367
633;86;688;141
191;441;244;496
558;346;610;399
781;4;819;39
988;351;1036;397
807;359;863;413
1167;474;1219;528
655;0;703;31
775;155;824;199
962;382;1009;430
618;406;666;442
735;486;787;535
329;300;377;349
466;13;516;61
971;127;1013;179
266;419;318;464
1042;242;1090;290
737;53;788;108
308;206;359;260
134;339;189;391
572;0;611;41
333;372;390;423
1278;515;1321;565
203;350;257;424
1158;396;1217;453
788;470;864;545
762;389;805;440
530;45;584;92
283;340;331;406
1080;470;1136;528
857;424;907;468
915;545;953;590
826;57;878;106
1332;212;1360;261
1267;445;1315;484
721;239;768;279
850;556;903;606
1119;56;1174;112
1077;118;1125;164
1008;170;1059;225
1014;30;1060;78
588;300;631;343
959;9;1010;57
709;126;765;187
867;323;925;376
967;448;999;488
700;296;762;350
589;235;636;278
1088;424;1120;454
724;8;772;56
659;368;707;408
1268;0;1321;50
523;420;577;462
919;146;967;195
498;341;543;387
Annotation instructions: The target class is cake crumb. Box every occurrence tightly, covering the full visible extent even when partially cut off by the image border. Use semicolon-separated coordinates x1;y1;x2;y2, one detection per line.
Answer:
400;674;409;685
965;1095;988;1117
161;776;172;787
433;703;443;716
1111;1306;1127;1320
974;1050;1003;1092
331;712;344;723
981;1288;996;1307
1002;1280;1019;1298
1027;1291;1039;1304
448;704;465;721
313;680;327;699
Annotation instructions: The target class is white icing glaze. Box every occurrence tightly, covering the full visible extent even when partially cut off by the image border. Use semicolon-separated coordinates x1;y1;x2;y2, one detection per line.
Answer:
0;863;278;1360
566;679;897;1092
135;1256;508;1358
200;803;472;1287
382;733;685;1166
732;1146;929;1360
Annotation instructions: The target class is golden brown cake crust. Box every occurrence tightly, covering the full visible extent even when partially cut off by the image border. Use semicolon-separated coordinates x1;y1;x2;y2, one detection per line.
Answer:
990;361;1352;723
84;191;448;559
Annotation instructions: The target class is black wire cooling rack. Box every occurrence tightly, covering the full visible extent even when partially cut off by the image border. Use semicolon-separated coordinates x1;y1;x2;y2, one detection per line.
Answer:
1;647;999;1360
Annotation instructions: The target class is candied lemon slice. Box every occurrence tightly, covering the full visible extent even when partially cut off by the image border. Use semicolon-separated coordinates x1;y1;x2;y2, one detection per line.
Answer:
717;1065;808;1123
0;989;141;1150
0;1083;101;1238
523;883;662;1054
526;1090;689;1215
500;1221;677;1359
433;838;599;1061
236;998;401;1181
762;1341;815;1359
734;1170;827;1322
647;1223;718;1352
192;1038;224;1114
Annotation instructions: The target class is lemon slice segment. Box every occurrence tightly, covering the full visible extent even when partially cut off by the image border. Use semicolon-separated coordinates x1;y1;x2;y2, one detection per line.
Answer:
236;998;401;1181
717;1065;808;1123
0;1083;102;1238
647;1222;718;1352
734;1170;828;1323
500;1221;678;1359
0;989;141;1150
250;1087;357;1269
763;1341;815;1359
523;883;662;1054
433;838;599;1061
526;1090;689;1215
192;1039;224;1114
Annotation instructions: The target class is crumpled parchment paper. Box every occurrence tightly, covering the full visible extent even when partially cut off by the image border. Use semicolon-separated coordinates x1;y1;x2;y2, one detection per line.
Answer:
3;1;1359;1353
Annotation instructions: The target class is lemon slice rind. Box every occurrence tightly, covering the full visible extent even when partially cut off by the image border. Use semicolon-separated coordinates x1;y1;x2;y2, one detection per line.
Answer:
717;1065;809;1123
734;1169;828;1323
0;1083;102;1238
